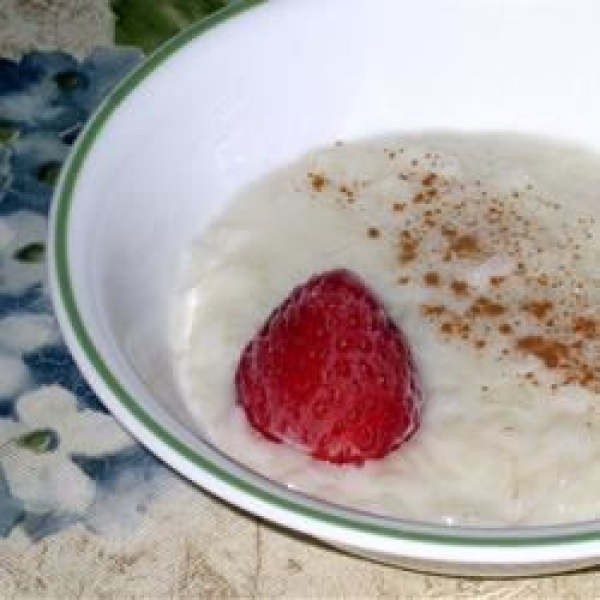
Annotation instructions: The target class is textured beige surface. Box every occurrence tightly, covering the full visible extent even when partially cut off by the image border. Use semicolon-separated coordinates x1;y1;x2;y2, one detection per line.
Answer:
3;476;600;599
3;1;600;597
0;0;113;59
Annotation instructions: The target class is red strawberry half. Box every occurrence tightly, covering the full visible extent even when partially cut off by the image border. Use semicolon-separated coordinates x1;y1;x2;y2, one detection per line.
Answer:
235;269;422;465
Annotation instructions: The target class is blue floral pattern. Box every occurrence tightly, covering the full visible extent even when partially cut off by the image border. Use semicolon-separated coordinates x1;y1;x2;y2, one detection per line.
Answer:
0;49;169;540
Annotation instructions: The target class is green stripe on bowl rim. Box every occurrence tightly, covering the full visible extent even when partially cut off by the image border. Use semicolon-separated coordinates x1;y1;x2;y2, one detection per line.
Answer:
51;0;600;550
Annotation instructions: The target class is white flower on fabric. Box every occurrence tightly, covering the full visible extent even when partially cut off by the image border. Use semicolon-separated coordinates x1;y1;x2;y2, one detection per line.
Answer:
0;313;60;353
0;385;133;515
0;355;29;397
0;313;62;399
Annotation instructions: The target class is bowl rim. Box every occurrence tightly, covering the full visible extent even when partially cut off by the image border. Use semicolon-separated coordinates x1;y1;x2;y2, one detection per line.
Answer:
47;0;600;555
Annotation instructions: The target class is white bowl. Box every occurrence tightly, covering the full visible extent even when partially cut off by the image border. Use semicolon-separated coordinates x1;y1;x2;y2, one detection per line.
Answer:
49;0;600;576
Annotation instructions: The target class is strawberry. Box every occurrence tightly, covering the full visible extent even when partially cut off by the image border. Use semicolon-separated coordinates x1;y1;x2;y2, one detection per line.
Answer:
235;269;422;465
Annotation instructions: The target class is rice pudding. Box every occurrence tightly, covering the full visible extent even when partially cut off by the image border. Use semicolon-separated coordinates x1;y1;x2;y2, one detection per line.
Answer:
171;133;600;526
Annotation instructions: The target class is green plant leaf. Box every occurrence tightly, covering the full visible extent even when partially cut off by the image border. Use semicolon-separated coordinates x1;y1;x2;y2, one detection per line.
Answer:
16;429;59;453
0;123;14;144
111;0;228;54
36;161;62;186
54;70;88;91
14;242;45;263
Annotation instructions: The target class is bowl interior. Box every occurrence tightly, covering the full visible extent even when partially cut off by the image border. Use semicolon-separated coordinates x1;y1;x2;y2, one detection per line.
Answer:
54;0;600;544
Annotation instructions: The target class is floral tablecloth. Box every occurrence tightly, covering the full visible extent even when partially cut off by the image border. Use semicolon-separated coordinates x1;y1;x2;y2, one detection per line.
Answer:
2;2;600;598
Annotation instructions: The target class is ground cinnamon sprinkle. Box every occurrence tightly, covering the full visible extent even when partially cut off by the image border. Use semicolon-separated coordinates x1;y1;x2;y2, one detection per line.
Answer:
441;225;457;238
423;272;440;286
450;280;469;296
308;172;327;192
310;145;599;395
339;183;355;201
422;172;437;186
399;231;420;263
490;276;506;287
383;150;599;392
516;336;569;369
468;297;507;317
421;304;447;317
449;234;482;259
537;274;549;286
440;322;453;334
573;316;597;337
522;300;554;320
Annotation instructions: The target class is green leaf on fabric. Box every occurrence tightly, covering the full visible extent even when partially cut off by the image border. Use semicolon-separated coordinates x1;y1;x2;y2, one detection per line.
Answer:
0;123;15;144
54;70;88;91
14;242;45;263
111;0;228;54
16;429;59;453
36;161;62;186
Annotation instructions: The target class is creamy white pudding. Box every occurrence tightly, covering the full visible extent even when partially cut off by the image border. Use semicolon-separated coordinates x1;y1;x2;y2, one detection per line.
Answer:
171;133;600;526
